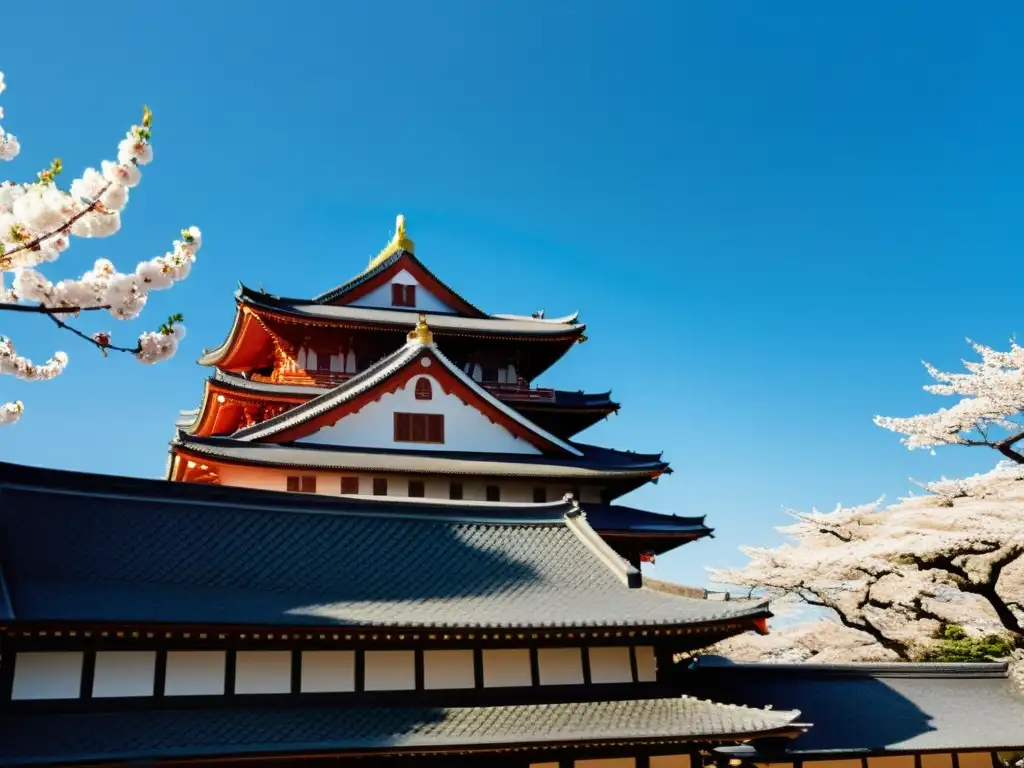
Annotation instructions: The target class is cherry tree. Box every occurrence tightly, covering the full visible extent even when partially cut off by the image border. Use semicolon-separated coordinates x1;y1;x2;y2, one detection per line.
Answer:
0;70;201;425
875;339;1024;464
711;461;1024;659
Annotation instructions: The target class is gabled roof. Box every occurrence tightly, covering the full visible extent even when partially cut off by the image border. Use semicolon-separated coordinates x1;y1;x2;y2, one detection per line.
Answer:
690;656;1024;755
228;328;583;456
314;248;488;317
0;697;803;766
0;461;764;631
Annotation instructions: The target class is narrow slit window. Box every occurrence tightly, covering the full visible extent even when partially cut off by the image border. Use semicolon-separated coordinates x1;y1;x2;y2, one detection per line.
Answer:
391;284;416;307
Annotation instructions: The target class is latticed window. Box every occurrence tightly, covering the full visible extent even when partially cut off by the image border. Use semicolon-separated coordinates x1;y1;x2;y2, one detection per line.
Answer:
414;378;433;400
394;413;444;443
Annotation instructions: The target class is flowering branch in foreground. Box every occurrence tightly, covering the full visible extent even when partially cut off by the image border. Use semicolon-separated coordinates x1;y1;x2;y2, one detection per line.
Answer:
874;339;1024;464
0;70;201;425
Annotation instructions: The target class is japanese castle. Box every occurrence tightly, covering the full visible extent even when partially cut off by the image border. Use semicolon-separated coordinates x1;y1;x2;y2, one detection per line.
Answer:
0;217;1021;767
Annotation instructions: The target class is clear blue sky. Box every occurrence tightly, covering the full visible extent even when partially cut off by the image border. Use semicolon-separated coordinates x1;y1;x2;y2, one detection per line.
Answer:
1;2;1020;587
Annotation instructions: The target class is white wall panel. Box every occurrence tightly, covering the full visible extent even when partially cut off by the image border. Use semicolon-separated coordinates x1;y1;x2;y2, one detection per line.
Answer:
364;650;415;691
482;649;532;688
12;652;83;700
92;651;156;698
235;651;291;694
423;649;475;690
537;647;584;686
634;645;657;682
301;650;356;693
588;647;632;684
164;650;225;696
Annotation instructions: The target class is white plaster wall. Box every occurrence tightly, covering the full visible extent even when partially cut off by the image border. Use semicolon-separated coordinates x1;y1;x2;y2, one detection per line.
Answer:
869;758;915;768
164;650;225;696
215;466;606;505
235;651;291;694
92;651;156;698
482;649;532;688
301;650;355;693
650;757;691;768
348;269;457;313
587;647;632;684
297;374;542;455
364;650;415;691
11;652;83;700
537;647;584;686
634;646;657;682
423;649;475;690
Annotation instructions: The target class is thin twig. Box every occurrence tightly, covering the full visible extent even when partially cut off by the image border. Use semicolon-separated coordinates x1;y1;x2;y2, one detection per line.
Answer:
0;303;111;314
46;313;140;355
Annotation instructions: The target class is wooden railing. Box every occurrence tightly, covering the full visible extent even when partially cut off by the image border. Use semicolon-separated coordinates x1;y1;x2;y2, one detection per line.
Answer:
253;369;558;400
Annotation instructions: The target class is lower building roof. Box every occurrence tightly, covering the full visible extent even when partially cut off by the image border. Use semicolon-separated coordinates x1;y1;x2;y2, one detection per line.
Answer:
0;461;760;632
689;656;1024;755
0;697;803;766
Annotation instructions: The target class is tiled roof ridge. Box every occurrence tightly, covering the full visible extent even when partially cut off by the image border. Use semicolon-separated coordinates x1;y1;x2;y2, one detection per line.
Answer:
564;499;641;589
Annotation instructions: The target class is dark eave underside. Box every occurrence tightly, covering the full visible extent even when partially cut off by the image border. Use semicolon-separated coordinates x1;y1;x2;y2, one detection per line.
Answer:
173;434;669;480
236;286;585;339
0;697;802;766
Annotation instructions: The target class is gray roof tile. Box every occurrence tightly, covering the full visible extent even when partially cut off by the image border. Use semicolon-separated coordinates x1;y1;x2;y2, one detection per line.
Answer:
690;657;1024;754
0;462;763;629
0;697;802;765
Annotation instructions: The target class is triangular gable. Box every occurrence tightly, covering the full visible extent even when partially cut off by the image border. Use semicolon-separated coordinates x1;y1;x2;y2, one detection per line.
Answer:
232;334;582;457
314;251;487;318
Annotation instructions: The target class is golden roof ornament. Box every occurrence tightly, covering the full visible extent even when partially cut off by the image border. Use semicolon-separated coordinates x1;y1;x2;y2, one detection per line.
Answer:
366;213;415;271
407;313;433;345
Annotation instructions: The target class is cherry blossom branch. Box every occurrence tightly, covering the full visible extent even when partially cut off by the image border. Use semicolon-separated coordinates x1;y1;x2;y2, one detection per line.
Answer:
0;184;111;267
46;313;140;354
0;303;110;314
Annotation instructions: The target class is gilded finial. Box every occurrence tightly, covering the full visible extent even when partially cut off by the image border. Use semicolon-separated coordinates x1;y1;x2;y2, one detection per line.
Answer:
366;213;415;271
407;313;433;345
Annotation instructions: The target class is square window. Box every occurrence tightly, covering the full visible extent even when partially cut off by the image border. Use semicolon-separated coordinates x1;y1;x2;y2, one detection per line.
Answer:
300;475;316;493
532;487;547;503
286;476;300;492
449;482;463;500
408;480;425;498
390;284;416;307
340;477;359;495
486;485;501;502
373;478;388;496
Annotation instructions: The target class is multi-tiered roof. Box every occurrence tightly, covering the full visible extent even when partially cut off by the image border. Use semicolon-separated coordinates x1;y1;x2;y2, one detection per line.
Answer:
170;216;706;562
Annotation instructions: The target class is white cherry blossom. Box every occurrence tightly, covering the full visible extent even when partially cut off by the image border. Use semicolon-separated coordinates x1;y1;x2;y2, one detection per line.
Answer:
0;70;200;424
